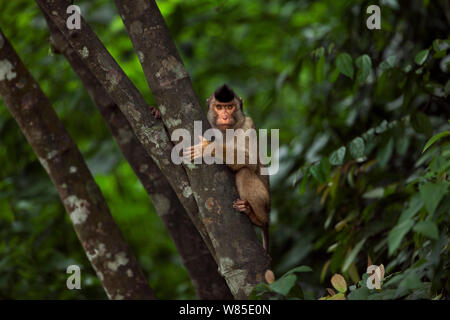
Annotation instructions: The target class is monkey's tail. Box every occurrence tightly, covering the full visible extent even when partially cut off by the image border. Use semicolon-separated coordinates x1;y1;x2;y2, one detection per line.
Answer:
261;225;269;254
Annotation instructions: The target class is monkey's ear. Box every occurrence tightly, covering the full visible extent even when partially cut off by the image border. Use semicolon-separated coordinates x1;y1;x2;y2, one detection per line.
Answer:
237;96;243;111
206;96;213;107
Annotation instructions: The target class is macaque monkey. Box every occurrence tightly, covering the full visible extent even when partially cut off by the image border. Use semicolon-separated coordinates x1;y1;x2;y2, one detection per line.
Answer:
184;84;270;253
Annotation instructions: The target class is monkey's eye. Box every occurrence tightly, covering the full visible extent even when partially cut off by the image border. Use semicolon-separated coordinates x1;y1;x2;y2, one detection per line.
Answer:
226;105;233;110
216;105;223;110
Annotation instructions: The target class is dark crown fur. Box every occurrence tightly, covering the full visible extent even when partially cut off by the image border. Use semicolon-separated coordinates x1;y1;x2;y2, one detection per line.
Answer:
214;84;236;103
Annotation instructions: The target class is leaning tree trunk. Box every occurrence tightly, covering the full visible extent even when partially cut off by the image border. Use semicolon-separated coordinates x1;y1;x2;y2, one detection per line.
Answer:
45;18;233;300
0;29;155;300
37;0;271;299
34;0;217;264
115;0;272;298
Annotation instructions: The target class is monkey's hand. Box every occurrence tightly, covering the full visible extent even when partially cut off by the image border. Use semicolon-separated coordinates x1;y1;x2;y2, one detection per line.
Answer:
149;106;161;119
183;136;210;161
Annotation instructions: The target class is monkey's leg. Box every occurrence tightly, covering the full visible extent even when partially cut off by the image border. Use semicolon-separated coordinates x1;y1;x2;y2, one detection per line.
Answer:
261;225;269;254
233;199;269;253
235;169;270;225
235;168;270;253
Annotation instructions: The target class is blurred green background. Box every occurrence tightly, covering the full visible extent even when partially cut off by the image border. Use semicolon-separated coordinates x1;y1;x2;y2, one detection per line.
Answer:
0;0;449;299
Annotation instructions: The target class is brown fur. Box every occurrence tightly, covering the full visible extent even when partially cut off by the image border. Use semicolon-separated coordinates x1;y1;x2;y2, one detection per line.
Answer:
206;89;271;253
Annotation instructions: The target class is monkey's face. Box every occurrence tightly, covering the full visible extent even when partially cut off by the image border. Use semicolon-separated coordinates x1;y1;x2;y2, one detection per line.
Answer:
213;102;237;129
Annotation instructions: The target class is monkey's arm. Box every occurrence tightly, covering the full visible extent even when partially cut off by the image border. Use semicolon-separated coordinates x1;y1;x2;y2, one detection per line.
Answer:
183;136;259;172
183;117;259;172
183;136;210;161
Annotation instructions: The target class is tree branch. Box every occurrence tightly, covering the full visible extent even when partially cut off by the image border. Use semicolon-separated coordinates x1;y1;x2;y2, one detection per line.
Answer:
114;0;271;298
34;0;217;262
45;19;232;299
0;28;155;300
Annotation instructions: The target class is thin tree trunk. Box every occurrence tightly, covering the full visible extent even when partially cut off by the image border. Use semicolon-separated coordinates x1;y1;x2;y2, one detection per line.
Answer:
0;29;155;300
46;19;233;300
34;0;217;264
115;0;271;298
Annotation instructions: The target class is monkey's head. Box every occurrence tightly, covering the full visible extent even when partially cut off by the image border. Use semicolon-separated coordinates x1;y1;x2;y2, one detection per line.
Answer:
207;84;245;131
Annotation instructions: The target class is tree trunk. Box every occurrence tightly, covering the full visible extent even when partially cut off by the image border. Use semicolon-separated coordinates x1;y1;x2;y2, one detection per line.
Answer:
34;0;217;264
115;0;271;298
0;29;155;300
36;0;271;298
45;19;233;300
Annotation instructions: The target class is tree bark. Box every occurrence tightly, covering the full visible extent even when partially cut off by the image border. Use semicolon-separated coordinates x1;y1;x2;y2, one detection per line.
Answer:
114;0;271;299
36;0;271;298
0;29;155;300
46;19;233;300
34;0;217;263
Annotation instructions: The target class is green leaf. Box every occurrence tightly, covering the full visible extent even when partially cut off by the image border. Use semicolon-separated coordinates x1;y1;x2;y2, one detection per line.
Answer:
413;221;439;240
362;187;384;199
312;47;325;58
347;262;361;285
432;39;450;52
328;43;335;54
375;120;388;134
414;49;430;66
310;163;325;183
331;274;347;293
330;67;340;83
347;286;370;300
319;157;331;181
329;146;346;165
398;195;423;224
0;201;14;223
406;283;433;300
433;293;443;300
396;135;410;155
282;265;313;278
430;155;447;174
342;238;366;272
377;137;394;168
355;54;372;83
388;219;415;255
419;183;448;215
327;292;345;300
298;170;310;195
398;273;422;292
320;260;331;283
422;131;450;153
349;137;365;159
269;274;297;296
287;282;304;299
360;273;369;288
249;283;270;300
316;54;325;82
411;112;433;137
336;53;354;79
445;80;450;96
368;289;399;300
379;55;397;72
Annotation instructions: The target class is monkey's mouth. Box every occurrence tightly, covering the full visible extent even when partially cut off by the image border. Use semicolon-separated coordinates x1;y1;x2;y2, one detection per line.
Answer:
217;124;233;130
217;119;234;127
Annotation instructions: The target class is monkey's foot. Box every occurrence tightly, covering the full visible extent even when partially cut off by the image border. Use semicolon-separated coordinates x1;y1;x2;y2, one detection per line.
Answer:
149;106;161;119
233;199;251;214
